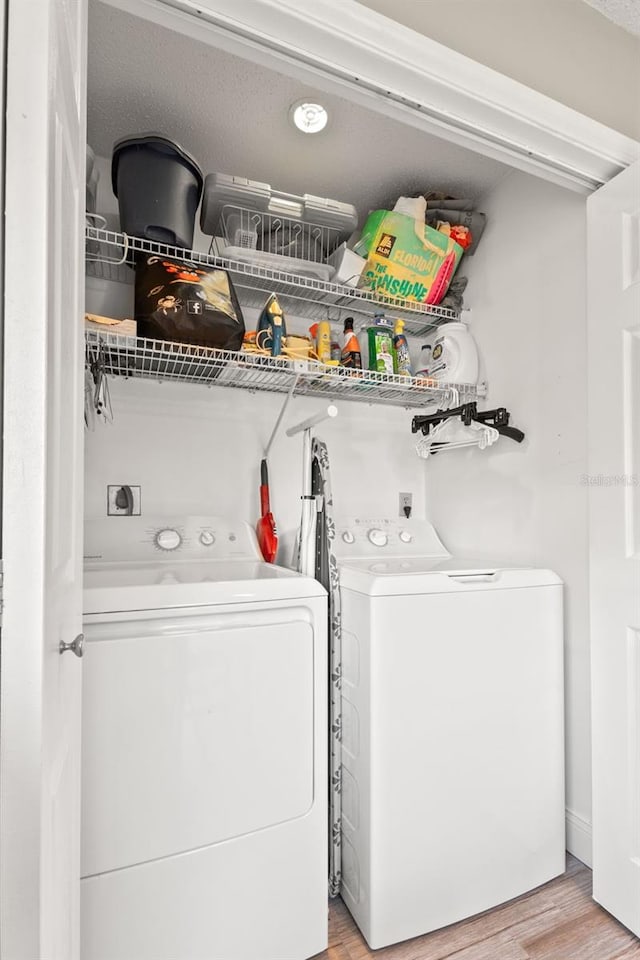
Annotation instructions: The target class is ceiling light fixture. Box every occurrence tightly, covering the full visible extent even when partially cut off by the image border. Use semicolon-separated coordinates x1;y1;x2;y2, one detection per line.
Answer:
290;100;329;134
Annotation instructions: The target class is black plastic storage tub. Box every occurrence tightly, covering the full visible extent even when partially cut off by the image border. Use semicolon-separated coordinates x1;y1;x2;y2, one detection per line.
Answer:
112;134;203;249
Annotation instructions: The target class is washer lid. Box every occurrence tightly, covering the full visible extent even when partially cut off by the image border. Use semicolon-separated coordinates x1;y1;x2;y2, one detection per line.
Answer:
339;557;561;596
83;559;325;615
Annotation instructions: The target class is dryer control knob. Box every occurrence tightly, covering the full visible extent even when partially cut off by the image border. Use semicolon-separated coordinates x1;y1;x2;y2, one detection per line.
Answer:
200;531;215;546
155;528;182;551
399;530;413;543
342;531;355;544
368;528;388;547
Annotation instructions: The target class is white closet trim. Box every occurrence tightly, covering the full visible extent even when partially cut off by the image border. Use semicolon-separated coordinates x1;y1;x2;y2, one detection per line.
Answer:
103;0;639;193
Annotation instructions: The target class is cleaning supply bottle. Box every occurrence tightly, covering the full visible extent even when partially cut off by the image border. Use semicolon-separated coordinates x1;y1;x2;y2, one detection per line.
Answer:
367;312;395;375
393;319;413;377
341;317;362;370
257;293;286;357
415;322;479;384
309;319;332;363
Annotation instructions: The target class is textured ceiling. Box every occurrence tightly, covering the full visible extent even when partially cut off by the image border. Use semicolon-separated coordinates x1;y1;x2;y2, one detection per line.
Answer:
581;0;640;36
87;1;510;221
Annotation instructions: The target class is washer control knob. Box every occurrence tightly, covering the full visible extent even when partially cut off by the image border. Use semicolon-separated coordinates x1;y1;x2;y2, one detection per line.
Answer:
342;530;355;544
155;528;182;551
200;531;215;547
368;528;388;547
399;530;413;543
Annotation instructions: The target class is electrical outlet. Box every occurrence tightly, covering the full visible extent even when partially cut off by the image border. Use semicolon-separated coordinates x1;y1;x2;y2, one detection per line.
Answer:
399;492;412;518
107;485;141;516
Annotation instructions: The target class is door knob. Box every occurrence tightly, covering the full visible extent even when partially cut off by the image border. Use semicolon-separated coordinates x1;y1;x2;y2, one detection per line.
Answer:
59;633;84;658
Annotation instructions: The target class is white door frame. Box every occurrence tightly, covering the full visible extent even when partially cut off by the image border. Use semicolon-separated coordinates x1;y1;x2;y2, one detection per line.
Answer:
103;0;640;191
588;159;640;935
1;0;87;957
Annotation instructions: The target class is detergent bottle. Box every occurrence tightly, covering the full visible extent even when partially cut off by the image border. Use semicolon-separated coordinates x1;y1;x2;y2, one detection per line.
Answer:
367;312;395;375
415;322;479;384
393;319;412;377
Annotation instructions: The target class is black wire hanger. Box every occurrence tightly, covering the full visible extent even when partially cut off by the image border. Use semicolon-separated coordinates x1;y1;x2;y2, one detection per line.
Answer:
412;402;525;445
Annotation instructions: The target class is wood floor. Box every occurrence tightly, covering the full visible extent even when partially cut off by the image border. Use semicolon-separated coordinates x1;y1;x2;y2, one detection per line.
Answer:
317;856;640;960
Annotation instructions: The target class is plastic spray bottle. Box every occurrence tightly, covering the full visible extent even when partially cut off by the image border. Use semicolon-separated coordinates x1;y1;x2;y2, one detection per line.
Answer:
393;319;413;377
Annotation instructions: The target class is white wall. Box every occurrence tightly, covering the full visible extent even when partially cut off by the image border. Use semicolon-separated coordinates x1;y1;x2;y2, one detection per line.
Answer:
356;0;640;141
426;169;592;863
83;373;427;562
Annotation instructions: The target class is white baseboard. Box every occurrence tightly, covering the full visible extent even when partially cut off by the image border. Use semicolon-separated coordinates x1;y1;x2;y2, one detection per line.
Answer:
566;808;592;867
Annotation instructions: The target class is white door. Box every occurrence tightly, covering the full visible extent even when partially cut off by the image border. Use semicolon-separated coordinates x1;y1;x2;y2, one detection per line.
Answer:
588;159;640;934
0;0;87;957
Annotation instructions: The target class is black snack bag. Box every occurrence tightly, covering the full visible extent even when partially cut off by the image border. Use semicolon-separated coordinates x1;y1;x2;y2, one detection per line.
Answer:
135;255;245;349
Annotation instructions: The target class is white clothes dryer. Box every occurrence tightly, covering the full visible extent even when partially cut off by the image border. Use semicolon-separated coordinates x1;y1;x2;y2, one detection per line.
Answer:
81;516;327;960
334;518;565;950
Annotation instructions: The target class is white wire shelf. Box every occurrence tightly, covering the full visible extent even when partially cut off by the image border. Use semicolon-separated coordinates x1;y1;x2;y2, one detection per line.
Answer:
85;226;460;334
85;330;479;410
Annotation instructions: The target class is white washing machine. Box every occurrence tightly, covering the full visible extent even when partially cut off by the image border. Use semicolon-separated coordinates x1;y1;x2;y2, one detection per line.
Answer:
81;516;327;960
334;518;565;950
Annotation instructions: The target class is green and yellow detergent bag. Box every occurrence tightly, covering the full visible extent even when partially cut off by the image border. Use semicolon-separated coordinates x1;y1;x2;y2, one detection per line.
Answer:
355;210;464;305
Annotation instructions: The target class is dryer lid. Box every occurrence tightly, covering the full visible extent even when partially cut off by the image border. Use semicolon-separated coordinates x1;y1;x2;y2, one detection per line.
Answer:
83;516;325;614
83;559;325;615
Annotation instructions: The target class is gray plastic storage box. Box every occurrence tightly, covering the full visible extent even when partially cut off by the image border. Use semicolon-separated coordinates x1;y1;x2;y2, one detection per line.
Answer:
112;134;203;249
200;172;358;236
